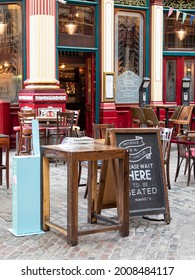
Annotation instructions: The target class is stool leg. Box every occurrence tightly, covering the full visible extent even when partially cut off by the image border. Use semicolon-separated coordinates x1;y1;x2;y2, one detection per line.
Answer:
0;147;2;185
6;147;9;189
15;131;19;154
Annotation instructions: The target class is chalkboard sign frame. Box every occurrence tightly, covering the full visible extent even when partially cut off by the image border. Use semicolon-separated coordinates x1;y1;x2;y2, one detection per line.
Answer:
108;128;170;224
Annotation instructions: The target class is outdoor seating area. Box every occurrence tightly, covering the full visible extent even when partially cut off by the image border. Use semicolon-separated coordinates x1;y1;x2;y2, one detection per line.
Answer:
1;135;195;260
1;104;195;254
12;107;84;154
129;105;195;187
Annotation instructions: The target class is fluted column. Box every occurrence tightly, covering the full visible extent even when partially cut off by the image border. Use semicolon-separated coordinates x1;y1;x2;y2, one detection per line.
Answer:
101;0;114;73
100;0;117;125
25;0;59;88
150;0;163;102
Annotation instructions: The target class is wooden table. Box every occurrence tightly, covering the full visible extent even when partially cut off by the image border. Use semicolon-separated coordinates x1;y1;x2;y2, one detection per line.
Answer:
148;104;178;127
36;116;57;125
41;142;129;246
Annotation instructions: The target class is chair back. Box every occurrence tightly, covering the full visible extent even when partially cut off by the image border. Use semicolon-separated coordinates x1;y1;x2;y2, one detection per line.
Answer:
92;123;114;139
18;111;36;129
130;107;145;127
160;127;173;161
177;106;193;122
176;134;189;159
57;111;75;128
17;111;36;155
169;106;183;120
143;107;160;127
66;109;80;126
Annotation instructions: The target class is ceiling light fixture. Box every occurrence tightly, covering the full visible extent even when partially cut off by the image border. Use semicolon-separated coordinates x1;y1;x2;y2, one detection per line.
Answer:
0;22;7;35
175;28;187;41
65;23;77;35
64;6;78;35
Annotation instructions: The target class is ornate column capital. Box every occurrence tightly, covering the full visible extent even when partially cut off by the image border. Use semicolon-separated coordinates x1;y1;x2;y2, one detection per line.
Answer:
150;0;163;5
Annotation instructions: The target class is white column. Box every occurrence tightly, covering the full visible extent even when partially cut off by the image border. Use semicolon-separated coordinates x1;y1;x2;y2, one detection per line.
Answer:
150;4;163;102
101;0;114;73
25;0;59;88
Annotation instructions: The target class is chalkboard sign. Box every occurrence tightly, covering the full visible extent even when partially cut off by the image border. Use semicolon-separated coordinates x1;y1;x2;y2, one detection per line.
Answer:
109;128;170;224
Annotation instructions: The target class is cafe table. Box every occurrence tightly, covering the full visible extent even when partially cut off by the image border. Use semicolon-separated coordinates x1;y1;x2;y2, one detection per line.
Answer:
148;104;178;127
41;141;129;246
36;116;57;126
37;115;80;132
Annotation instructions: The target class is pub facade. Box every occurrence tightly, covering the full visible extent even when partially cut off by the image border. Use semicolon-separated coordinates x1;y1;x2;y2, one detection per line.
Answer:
0;0;195;142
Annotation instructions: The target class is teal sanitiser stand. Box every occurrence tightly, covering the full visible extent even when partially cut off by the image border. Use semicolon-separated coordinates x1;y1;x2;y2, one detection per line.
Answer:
9;120;44;236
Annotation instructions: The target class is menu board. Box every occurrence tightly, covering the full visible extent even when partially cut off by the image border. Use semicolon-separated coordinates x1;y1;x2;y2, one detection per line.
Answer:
109;128;170;223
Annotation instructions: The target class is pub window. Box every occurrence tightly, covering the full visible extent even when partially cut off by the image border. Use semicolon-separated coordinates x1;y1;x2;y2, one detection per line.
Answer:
0;4;22;103
184;59;195;102
166;60;176;102
164;12;195;50
58;4;95;48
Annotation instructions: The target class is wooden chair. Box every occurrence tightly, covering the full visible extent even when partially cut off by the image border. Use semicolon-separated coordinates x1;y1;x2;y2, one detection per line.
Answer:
78;123;114;198
17;111;47;155
171;106;193;135
174;134;189;183
17;111;36;155
143;107;165;127
47;111;75;144
186;132;195;186
92;123;115;139
65;109;81;136
160;127;173;189
130;107;146;127
0;134;10;189
169;106;183;123
174;132;195;186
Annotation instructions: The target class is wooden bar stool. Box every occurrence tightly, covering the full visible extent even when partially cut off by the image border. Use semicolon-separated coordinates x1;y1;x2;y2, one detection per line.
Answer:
0;134;10;189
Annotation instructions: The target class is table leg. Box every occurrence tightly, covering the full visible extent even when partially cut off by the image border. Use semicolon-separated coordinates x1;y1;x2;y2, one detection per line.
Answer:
6;146;9;189
67;154;78;246
165;108;169;127
117;152;129;237
87;161;97;224
156;107;160;120
42;156;50;231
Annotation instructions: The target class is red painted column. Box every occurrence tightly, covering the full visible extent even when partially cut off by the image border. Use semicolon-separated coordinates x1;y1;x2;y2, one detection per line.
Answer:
18;0;67;114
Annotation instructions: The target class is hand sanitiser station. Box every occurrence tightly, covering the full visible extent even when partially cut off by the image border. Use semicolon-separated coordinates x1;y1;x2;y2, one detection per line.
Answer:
9;120;44;236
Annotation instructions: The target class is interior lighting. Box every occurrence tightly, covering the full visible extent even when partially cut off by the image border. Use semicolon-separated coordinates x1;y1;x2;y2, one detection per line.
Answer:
0;22;7;35
176;28;187;41
59;64;66;69
65;23;77;35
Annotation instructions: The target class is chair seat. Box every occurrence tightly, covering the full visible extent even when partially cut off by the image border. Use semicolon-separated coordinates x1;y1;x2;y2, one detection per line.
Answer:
173;120;189;125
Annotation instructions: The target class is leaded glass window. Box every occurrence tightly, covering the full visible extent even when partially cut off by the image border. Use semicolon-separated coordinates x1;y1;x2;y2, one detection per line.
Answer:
115;11;143;103
166;60;176;102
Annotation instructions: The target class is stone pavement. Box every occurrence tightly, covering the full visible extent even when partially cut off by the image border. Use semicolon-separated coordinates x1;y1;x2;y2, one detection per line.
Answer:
0;144;195;260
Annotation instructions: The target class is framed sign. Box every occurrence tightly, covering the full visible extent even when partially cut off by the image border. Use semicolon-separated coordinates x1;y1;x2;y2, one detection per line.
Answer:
107;128;171;224
103;72;115;102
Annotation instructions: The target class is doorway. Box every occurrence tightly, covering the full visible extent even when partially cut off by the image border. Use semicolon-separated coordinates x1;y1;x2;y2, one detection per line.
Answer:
58;51;95;135
163;57;195;104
